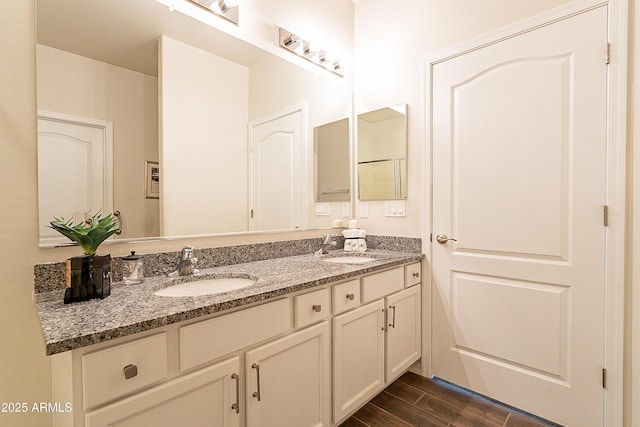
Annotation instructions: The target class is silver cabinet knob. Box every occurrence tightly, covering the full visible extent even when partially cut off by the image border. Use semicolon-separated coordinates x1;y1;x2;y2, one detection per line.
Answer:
436;234;457;244
123;364;138;380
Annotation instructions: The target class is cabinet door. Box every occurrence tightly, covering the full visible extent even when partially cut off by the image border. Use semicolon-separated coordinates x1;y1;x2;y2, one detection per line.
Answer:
385;286;421;382
333;300;385;423
85;357;240;427
245;322;330;427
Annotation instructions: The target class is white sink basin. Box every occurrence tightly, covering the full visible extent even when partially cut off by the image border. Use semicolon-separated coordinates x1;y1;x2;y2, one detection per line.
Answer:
322;256;376;264
154;277;256;297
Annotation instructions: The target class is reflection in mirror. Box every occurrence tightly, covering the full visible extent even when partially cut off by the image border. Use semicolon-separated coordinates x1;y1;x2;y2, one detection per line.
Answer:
357;104;407;200
37;111;115;243
35;0;352;245
314;118;350;203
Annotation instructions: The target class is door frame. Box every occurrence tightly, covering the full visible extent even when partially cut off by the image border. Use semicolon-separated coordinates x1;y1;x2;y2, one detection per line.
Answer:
422;0;628;425
247;103;308;231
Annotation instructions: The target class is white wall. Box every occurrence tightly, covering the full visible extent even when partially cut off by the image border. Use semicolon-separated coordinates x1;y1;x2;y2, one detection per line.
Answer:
353;0;574;238
159;36;249;235
36;44;160;239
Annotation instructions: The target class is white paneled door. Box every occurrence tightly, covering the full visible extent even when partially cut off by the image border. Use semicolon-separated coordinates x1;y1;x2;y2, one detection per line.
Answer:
37;111;113;245
431;6;607;426
249;106;304;231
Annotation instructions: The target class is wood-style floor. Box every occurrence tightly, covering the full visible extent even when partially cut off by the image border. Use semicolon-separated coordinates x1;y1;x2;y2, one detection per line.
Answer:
339;371;560;427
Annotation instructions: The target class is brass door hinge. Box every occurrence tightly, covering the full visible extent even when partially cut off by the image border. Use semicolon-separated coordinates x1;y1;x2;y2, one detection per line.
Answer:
602;368;607;389
605;43;611;64
604;205;609;227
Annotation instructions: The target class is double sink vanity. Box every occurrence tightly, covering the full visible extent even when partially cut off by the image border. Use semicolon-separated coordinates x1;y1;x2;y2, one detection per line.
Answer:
34;243;423;427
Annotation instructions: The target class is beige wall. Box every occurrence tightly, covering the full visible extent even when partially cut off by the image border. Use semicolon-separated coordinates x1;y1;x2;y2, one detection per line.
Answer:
0;2;52;426
36;44;160;240
630;1;639;425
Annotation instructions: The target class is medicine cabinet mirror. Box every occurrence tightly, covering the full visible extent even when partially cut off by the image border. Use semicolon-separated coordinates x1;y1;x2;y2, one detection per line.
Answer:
357;104;407;200
314;118;350;202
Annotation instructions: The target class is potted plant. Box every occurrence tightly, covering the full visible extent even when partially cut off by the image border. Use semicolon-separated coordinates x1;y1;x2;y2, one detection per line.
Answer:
49;212;119;303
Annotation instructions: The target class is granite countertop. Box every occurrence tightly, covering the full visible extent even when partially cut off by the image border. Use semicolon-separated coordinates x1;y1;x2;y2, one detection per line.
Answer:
34;249;422;356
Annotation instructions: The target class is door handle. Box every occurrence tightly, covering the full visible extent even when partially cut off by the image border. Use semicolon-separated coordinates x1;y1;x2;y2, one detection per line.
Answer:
435;234;457;244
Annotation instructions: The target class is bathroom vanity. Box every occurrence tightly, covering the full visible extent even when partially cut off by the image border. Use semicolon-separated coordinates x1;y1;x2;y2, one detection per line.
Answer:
34;249;422;427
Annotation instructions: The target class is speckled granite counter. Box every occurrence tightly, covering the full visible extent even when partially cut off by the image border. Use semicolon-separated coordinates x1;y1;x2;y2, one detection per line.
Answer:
34;249;422;356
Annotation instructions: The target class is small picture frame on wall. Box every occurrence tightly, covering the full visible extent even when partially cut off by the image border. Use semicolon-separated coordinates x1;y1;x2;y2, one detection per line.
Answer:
145;161;160;199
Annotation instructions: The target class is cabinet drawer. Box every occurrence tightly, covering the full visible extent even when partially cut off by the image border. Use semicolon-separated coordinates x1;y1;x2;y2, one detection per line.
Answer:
295;288;330;328
82;333;168;409
405;262;422;287
86;357;241;426
180;298;291;372
332;279;360;314
361;267;404;303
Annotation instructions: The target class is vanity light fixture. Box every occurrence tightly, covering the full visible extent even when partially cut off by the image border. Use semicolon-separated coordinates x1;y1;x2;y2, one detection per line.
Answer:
278;27;344;77
187;0;239;25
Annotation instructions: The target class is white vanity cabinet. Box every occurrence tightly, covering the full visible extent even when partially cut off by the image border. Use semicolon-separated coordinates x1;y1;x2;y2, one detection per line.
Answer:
332;263;422;423
51;260;421;427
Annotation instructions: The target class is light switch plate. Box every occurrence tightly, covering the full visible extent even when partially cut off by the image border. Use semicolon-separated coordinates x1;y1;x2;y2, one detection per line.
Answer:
315;203;330;216
384;201;406;217
360;202;369;218
342;203;351;218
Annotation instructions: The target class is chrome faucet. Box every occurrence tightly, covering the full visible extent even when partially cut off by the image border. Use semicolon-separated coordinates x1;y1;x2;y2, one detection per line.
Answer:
315;234;338;255
167;246;199;276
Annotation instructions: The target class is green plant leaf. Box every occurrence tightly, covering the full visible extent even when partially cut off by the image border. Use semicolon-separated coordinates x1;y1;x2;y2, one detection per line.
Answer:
90;228;119;250
48;212;118;255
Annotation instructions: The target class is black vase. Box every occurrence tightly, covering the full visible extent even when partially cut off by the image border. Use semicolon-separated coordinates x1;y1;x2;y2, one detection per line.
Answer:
64;254;111;304
92;254;111;299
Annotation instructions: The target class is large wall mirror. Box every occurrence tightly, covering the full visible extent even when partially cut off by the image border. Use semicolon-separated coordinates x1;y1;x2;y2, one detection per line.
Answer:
35;0;352;245
357;104;407;200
